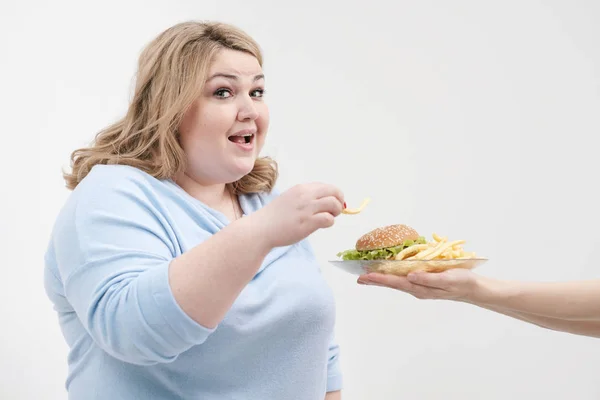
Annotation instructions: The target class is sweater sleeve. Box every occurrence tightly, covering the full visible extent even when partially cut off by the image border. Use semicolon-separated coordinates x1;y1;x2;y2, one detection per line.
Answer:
52;169;216;366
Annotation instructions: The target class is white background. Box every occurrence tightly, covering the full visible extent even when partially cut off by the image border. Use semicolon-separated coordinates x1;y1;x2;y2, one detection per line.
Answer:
2;0;600;399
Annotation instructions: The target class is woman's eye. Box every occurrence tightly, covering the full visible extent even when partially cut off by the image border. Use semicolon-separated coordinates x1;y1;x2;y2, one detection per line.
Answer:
214;89;232;98
251;89;265;98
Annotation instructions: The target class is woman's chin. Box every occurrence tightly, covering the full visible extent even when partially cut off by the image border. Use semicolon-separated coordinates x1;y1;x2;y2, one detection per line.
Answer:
228;160;256;180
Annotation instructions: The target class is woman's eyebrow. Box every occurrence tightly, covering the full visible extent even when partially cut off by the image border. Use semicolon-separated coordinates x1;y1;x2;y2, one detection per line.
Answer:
206;73;265;82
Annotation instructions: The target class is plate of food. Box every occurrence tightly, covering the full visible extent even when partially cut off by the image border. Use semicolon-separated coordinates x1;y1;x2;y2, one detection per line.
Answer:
330;223;487;276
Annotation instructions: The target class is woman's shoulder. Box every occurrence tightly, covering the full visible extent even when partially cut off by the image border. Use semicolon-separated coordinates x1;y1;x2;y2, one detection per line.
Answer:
70;164;170;204
76;164;157;191
59;164;165;223
51;165;173;246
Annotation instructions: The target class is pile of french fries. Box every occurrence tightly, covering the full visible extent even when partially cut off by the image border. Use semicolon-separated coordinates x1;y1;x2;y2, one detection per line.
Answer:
395;233;477;261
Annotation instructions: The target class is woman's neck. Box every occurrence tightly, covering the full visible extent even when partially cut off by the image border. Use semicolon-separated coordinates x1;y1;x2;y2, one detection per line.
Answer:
175;172;242;221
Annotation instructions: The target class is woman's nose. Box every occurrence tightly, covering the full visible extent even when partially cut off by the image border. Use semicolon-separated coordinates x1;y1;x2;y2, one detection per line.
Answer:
237;97;259;121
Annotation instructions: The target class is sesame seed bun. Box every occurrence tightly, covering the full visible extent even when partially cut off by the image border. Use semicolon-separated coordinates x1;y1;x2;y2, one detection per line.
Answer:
355;224;420;251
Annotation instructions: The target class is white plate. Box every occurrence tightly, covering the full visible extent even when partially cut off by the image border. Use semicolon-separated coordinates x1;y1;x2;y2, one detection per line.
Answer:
328;258;488;276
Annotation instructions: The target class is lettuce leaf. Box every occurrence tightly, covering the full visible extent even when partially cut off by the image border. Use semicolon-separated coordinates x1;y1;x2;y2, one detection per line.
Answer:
336;236;427;260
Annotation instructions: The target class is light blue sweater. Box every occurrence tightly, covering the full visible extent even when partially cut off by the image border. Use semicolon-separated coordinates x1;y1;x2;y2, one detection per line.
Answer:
43;164;343;399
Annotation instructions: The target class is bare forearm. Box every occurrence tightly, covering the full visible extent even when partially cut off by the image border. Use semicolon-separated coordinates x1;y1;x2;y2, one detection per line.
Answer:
325;391;341;400
474;303;600;338
168;214;271;328
470;276;600;321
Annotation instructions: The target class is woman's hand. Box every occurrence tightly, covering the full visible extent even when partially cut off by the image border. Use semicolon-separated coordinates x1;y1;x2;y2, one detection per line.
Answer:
357;268;481;302
253;182;345;248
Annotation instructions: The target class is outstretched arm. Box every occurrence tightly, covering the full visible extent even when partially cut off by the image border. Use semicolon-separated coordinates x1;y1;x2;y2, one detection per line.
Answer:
358;269;600;337
474;303;600;338
468;275;600;321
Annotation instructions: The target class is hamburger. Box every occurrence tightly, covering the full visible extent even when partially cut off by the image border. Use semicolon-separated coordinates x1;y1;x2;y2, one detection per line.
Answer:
337;224;427;261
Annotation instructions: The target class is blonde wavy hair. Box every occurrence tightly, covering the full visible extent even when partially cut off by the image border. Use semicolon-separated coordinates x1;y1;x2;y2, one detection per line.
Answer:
63;21;278;194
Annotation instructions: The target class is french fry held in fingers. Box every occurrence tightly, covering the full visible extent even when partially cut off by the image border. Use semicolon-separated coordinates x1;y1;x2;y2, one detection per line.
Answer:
341;197;371;215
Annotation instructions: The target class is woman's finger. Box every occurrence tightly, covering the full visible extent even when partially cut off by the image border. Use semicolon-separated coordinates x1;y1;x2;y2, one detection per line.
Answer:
358;273;450;299
357;273;430;297
311;183;345;206
312;196;343;217
358;273;412;290
310;212;336;229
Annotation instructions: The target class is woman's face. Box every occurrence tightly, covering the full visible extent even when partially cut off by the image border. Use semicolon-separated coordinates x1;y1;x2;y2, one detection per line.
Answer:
178;48;269;186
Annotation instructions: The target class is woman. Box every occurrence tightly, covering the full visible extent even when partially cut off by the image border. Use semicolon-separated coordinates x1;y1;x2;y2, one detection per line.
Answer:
44;21;344;399
358;268;600;338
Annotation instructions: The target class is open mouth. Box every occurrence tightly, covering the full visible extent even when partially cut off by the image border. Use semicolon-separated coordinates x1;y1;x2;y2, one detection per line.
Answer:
228;133;255;145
